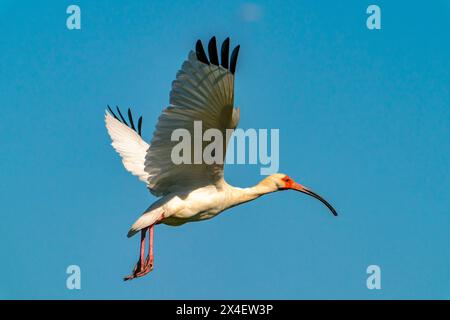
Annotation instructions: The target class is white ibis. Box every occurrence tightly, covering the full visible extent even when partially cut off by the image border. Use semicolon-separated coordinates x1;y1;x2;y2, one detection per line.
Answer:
105;36;338;281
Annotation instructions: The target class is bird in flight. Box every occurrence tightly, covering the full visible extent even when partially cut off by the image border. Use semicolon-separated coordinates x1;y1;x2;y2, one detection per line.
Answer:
105;36;338;281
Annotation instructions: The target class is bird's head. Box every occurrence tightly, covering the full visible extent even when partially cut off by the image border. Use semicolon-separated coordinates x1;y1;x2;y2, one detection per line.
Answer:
263;173;338;216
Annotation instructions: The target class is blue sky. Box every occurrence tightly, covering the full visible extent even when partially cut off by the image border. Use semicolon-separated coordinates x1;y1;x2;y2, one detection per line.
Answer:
0;0;449;299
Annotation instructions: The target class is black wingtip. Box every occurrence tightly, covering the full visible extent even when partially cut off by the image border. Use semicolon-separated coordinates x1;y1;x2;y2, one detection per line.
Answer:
196;40;209;65
127;108;136;131
109;105;143;137
221;37;230;69
230;44;240;74
196;37;239;74
116;106;128;126
208;36;219;66
137;116;143;136
107;105;119;120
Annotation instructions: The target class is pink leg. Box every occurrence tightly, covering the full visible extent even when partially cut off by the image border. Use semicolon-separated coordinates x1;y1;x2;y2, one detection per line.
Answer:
149;225;154;263
138;230;146;269
124;226;155;281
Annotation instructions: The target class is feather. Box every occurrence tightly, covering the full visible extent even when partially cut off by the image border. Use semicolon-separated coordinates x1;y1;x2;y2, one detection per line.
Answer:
230;45;240;74
208;36;219;65
195;40;209;65
221;37;230;69
128;108;136;131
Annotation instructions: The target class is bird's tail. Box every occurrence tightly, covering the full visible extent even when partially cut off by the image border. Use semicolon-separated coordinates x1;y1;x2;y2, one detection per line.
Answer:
127;207;164;238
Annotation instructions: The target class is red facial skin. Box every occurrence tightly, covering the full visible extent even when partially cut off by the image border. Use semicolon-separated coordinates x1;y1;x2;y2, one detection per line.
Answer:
281;175;303;191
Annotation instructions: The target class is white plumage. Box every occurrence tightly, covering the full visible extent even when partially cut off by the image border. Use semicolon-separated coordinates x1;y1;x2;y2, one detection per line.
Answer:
105;37;337;281
105;113;150;183
144;50;239;197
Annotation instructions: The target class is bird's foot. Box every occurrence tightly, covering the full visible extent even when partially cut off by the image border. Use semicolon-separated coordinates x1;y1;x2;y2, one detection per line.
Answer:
124;257;154;281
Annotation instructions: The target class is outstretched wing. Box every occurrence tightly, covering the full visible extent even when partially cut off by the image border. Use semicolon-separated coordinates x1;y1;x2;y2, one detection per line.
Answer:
105;106;150;183
144;37;241;196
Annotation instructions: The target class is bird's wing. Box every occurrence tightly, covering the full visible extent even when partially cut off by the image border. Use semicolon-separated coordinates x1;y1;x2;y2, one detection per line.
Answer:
144;37;241;196
105;107;150;183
